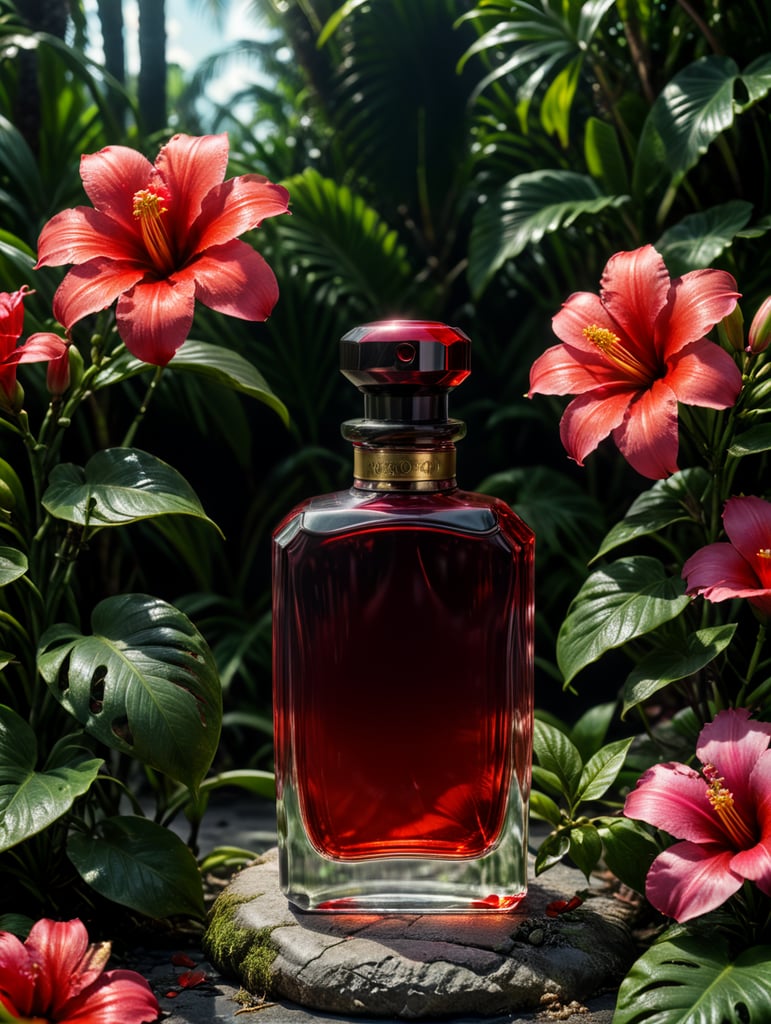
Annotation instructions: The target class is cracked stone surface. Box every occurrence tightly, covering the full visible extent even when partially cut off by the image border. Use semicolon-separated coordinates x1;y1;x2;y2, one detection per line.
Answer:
205;848;637;1020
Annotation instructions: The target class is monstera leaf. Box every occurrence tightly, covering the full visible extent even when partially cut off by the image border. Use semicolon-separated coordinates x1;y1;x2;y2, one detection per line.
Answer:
38;594;222;791
615;935;771;1023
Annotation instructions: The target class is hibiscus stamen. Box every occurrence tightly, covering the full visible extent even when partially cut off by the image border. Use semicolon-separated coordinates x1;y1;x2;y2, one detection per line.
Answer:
758;548;771;587
583;323;653;384
703;765;756;849
133;188;175;273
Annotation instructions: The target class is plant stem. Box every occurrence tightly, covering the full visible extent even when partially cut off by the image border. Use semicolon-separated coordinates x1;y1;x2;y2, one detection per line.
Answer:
121;365;165;447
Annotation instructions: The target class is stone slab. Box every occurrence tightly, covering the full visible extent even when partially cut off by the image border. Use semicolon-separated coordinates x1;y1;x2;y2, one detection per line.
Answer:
204;848;637;1020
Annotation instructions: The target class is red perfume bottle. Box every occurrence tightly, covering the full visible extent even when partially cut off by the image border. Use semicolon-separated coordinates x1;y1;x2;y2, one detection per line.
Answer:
272;320;534;911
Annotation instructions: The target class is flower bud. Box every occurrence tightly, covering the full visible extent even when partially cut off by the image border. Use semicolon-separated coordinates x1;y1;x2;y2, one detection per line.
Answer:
747;296;771;354
46;345;71;395
717;303;744;352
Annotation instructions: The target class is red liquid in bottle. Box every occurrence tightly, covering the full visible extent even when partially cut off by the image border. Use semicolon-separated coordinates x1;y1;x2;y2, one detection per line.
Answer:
273;491;533;862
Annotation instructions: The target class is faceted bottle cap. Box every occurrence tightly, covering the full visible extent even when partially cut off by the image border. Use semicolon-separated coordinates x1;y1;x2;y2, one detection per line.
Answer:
340;320;470;390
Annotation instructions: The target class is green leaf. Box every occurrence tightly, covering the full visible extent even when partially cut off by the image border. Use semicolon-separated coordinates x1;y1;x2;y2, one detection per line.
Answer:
567;824;603;879
0;547;26;587
728;423;771;457
584;116;629;195
593;468;709;561
198;768;276;800
598;817;659;895
557;557;691;686
468;170;628;297
0;705;102;852
38;594;222;791
656;201;753;276
533;719;583;801
67;815;205;920
317;0;369;46
577;737;634;803
534;828;571;875
622;624;737;716
570;701;616;760
614;935;771;1024
529;789;563;827
41;448;218;531
647;55;740;183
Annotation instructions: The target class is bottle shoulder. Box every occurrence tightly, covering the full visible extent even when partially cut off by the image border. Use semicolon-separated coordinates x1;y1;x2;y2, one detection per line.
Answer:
273;486;534;544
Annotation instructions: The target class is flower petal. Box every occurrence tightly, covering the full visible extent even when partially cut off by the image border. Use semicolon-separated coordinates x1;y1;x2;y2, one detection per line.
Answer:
0;930;34;1017
612;377;679;479
682;541;761;600
624;762;725;843
60;969;159;1024
697;710;771;823
79;145;155;234
645;841;742;921
723;496;771;569
528;341;620;397
657;268;740;358
0;288;27;345
155;133;230;240
52;260;147;328
7;333;68;365
599;245;670;353
36;208;145;268
24;918;91;1015
665;338;742;410
185;241;279;321
115;277;196;365
192;176;290;253
551;290;620;354
558;386;633;465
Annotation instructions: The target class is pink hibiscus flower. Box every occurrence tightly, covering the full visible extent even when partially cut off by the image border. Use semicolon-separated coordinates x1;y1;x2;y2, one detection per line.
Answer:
0;287;67;405
624;708;771;922
682;496;771;619
0;918;158;1023
528;245;742;479
36;133;290;366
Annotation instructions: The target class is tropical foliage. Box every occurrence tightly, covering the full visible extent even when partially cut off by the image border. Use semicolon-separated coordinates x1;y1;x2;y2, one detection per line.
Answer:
1;0;771;1018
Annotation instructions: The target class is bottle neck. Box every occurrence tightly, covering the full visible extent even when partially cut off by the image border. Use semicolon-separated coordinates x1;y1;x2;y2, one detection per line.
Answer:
342;399;466;492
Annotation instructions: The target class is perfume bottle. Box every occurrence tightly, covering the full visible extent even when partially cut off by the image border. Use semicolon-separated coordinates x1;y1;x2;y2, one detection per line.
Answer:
272;320;534;912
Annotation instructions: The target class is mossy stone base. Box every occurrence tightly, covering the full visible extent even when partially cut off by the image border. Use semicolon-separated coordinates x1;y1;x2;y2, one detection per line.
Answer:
204;848;637;1019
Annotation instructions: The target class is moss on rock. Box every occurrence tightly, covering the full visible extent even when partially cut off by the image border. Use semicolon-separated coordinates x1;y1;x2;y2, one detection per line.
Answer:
203;891;278;996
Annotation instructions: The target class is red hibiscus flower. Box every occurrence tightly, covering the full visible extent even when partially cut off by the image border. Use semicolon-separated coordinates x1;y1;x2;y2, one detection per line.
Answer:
0;918;159;1023
36;133;290;366
0;287;67;406
624;708;771;922
682;495;771;619
528;245;742;479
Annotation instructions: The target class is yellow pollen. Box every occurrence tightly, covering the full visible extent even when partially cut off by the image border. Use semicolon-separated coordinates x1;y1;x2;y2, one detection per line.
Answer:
582;323;653;384
705;770;755;849
132;188;175;273
759;548;771;559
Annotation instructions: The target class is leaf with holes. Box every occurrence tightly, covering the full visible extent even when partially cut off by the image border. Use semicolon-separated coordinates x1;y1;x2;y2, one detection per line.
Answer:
0;705;103;852
67;815;205;920
614;934;771;1023
37;594;222;791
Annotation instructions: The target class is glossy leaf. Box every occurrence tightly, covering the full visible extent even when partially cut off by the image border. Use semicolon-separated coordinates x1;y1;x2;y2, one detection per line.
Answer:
622;625;737;716
614;935;771;1024
38;594;222;791
598;817;659;895
0;547;26;587
593;469;709;561
577;737;633;802
468;169;628;297
533;719;583;800
41;448;217;530
529;789;562;826
656;200;753;276
67;815;205;920
584;115;628;195
728;423;771;457
0;705;102;852
557;557;691;686
534;827;571;875
93;341;289;426
567;823;603;879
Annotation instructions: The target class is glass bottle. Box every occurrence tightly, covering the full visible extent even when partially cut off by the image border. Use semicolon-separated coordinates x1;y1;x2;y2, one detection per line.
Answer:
272;320;534;912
